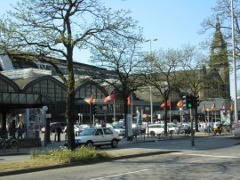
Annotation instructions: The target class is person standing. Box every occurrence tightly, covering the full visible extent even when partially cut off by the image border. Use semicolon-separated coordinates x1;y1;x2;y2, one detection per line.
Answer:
56;124;62;142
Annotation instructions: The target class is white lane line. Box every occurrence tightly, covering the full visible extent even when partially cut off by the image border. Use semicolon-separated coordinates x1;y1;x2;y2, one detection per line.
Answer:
172;152;239;159
90;169;149;180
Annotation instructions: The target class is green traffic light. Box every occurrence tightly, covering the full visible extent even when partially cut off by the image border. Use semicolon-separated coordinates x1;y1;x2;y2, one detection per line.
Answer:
187;103;192;108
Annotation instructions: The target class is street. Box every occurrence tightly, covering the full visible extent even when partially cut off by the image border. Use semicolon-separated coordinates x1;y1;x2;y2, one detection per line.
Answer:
1;135;240;180
2;143;240;180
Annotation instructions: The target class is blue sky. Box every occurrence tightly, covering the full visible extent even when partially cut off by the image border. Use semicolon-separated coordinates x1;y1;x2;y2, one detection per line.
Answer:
0;0;217;59
1;0;238;97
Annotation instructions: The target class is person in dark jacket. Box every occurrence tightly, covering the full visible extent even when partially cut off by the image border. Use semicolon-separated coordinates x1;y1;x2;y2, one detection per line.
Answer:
56;124;62;142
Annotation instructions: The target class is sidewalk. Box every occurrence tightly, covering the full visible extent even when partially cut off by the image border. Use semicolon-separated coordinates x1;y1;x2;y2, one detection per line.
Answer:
0;132;239;177
0;131;220;156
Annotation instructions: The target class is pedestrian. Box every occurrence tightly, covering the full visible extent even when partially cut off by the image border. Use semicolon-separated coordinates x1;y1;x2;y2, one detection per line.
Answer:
56;124;62;142
102;121;106;127
17;124;23;139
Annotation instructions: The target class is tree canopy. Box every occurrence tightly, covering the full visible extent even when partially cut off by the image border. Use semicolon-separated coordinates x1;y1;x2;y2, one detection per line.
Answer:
0;0;142;150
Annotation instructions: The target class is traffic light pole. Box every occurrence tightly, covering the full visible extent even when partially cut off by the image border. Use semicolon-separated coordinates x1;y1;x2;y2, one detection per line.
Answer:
190;108;195;146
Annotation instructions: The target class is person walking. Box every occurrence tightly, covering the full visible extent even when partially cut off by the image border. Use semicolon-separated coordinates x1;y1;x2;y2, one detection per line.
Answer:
56;124;62;142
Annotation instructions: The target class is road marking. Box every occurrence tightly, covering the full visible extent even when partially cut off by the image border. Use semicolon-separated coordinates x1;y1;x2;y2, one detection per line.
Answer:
90;169;149;180
172;152;239;159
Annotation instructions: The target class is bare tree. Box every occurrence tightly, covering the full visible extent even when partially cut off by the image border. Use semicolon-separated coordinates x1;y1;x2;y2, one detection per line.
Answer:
177;45;209;131
0;0;141;150
145;48;181;134
90;36;145;140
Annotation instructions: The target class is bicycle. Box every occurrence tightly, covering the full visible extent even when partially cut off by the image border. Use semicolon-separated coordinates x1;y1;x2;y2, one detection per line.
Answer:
0;136;18;151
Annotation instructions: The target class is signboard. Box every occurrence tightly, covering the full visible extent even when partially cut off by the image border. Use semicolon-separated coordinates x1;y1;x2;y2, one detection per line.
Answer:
46;114;52;118
220;110;231;124
126;114;132;137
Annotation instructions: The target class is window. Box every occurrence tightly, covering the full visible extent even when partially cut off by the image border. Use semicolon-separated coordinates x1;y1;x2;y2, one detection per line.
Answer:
103;128;113;135
95;129;103;135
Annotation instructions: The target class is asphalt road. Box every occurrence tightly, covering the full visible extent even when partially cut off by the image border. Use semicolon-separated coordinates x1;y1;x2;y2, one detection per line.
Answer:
2;143;240;180
1;135;240;180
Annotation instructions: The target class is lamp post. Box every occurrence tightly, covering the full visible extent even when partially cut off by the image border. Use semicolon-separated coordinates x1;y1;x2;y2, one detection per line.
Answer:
145;107;150;136
231;0;238;123
103;106;107;122
206;108;210;134
18;114;22;125
145;38;158;124
78;113;81;125
80;114;83;125
145;107;150;122
179;108;183;123
42;106;49;146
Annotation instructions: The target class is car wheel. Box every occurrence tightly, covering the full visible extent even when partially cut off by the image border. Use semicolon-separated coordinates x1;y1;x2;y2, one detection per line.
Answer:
111;139;118;148
150;131;155;136
85;141;94;148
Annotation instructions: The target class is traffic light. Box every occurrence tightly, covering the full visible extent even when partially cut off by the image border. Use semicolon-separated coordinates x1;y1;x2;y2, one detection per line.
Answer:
186;95;194;109
91;104;97;115
194;95;200;108
182;95;187;107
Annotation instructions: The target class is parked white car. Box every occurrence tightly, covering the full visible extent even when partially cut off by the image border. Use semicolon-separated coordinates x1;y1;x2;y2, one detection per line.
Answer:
74;127;121;148
146;123;167;136
112;125;125;136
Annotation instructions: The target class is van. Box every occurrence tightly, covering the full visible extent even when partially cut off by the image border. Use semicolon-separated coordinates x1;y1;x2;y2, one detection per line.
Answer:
146;123;167;136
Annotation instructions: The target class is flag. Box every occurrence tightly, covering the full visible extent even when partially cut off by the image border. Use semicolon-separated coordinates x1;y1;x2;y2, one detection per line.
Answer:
160;100;171;108
88;95;93;104
230;104;233;112
104;93;115;103
222;103;226;110
160;103;165;108
177;100;182;107
210;103;215;112
167;100;171;106
84;95;93;104
201;104;205;113
127;95;132;105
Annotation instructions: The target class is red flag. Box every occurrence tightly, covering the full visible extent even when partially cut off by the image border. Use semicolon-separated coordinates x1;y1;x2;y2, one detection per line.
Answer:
104;94;115;103
222;103;225;110
230;104;233;112
177;100;182;107
88;95;93;104
210;103;215;112
201;104;205;113
84;95;93;104
127;95;132;105
167;100;171;106
160;103;165;108
160;100;171;108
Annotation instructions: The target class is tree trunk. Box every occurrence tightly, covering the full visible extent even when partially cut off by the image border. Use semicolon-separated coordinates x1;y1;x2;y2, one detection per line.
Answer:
66;53;76;151
164;98;168;134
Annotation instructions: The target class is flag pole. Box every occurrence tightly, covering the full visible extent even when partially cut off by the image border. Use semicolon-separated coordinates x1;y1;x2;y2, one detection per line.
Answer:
113;100;116;122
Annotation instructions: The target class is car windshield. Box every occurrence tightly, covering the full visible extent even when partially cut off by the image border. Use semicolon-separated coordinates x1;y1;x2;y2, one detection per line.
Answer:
79;129;95;136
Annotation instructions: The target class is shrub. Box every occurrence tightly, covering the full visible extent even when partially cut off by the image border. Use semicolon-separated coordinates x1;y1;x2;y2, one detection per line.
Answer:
30;146;111;163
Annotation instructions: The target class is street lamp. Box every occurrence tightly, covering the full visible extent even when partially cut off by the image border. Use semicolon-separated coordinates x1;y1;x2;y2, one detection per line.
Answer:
206;108;210;134
145;107;150;122
78;113;81;124
179;108;183;123
145;38;158;124
42;106;49;146
231;0;238;123
18;114;22;125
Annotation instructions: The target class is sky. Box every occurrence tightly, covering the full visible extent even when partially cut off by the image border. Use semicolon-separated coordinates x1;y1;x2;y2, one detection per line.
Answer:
0;0;238;98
